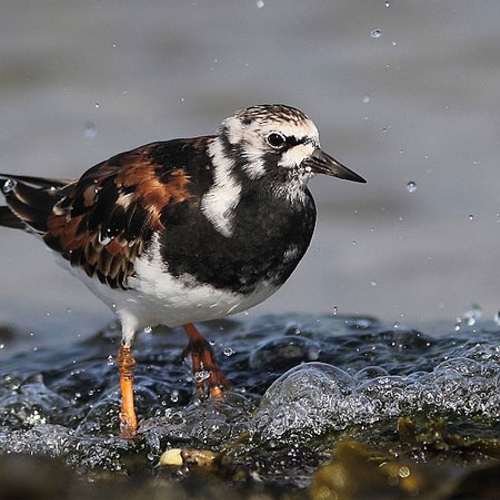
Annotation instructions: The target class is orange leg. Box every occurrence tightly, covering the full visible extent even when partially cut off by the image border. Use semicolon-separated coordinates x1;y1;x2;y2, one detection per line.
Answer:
117;346;137;438
183;323;232;397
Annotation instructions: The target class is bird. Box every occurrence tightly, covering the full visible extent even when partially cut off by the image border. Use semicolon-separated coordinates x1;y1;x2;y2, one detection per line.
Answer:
0;104;366;437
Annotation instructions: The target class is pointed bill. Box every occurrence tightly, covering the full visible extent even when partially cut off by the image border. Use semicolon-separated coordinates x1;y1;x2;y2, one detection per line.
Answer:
305;149;366;183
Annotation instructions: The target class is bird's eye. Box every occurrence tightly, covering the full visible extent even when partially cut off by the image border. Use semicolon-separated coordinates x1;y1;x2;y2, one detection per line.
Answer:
267;133;286;149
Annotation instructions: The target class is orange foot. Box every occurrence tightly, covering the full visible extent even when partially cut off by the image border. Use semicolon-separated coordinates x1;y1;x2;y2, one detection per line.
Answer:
182;323;232;397
117;346;138;438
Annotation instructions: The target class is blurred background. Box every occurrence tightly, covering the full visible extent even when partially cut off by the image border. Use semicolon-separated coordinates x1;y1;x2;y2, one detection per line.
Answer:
1;1;500;351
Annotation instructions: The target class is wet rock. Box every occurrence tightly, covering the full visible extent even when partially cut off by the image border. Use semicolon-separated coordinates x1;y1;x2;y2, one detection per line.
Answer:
0;453;78;500
311;441;437;500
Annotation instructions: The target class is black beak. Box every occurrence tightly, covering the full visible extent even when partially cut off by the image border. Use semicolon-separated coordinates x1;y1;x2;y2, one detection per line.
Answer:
305;149;366;183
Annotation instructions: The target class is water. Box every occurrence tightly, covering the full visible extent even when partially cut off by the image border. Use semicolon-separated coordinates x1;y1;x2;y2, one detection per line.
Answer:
0;314;499;491
1;1;500;333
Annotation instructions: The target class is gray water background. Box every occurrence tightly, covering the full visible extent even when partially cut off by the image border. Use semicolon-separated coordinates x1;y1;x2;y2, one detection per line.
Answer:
1;1;500;351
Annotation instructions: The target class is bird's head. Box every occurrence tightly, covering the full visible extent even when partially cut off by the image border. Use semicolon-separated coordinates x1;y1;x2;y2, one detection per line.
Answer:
217;104;366;190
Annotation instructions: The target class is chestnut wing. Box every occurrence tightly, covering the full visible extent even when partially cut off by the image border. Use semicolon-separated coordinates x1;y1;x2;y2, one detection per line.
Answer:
44;144;193;289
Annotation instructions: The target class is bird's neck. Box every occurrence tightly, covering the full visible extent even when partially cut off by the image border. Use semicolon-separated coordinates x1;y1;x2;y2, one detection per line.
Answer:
201;137;315;240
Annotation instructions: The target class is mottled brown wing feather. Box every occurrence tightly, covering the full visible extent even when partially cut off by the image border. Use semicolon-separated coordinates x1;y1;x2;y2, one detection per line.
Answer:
43;144;193;289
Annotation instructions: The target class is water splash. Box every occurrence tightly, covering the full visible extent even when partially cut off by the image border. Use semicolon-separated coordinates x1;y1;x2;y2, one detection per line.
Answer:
462;303;482;326
2;178;17;194
0;314;499;478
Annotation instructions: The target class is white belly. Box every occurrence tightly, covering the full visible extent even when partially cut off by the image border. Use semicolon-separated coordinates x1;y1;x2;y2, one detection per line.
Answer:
56;237;279;344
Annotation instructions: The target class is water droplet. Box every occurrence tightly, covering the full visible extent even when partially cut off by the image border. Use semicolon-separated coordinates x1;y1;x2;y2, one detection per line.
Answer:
94;102;100;109
194;370;211;383
392;40;397;46
143;325;152;334
0;344;4;350
170;389;179;403
362;95;370;104
352;240;357;246
256;0;265;8
399;466;410;478
384;0;390;7
180;97;185;102
223;347;233;357
468;214;474;221
66;308;72;314
494;311;500;326
112;43;117;48
333;306;338;316
406;181;417;193
393;321;400;329
2;178;17;194
370;280;377;286
107;355;114;366
84;123;97;139
370;28;382;39
463;304;482;326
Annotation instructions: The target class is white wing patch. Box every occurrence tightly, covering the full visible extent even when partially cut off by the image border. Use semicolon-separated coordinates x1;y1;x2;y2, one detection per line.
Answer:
201;138;242;237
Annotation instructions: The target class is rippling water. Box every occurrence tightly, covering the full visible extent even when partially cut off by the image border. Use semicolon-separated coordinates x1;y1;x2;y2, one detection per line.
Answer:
1;0;500;333
1;314;499;489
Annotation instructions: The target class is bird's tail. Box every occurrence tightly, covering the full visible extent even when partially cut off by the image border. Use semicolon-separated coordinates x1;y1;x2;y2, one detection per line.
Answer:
0;174;73;234
0;205;26;229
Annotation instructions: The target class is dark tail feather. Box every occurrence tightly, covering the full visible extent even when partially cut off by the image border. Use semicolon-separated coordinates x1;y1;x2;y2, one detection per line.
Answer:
0;206;26;230
11;181;57;213
0;175;66;233
5;195;52;232
0;173;73;189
